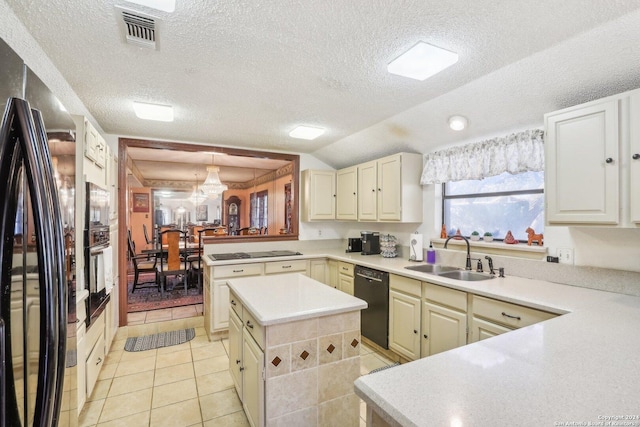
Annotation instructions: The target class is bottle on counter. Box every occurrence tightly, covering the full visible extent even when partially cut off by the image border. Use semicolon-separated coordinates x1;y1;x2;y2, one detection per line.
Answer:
426;243;436;264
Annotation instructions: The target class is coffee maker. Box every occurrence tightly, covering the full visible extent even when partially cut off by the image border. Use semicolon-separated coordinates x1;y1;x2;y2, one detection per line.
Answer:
360;231;381;255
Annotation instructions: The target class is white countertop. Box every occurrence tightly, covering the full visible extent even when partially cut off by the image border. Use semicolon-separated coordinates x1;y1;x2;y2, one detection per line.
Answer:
227;273;367;326
206;246;640;425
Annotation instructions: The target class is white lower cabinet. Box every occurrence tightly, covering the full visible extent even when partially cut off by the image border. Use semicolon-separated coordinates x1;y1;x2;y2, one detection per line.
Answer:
241;328;265;427
469;317;512;343
327;260;338;289
422;302;467;355
228;291;264;427
421;282;467;357
309;259;328;284
389;290;421;361
469;294;557;343
389;275;421;361
264;259;308;275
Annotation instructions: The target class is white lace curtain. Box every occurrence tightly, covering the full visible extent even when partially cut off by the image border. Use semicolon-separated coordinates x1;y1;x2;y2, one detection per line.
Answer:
420;129;545;184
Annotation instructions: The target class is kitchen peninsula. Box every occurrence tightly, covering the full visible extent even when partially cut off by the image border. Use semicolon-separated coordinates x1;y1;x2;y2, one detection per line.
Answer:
227;273;367;426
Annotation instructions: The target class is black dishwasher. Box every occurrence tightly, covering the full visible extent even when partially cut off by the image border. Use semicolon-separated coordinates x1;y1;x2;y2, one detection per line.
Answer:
354;265;389;349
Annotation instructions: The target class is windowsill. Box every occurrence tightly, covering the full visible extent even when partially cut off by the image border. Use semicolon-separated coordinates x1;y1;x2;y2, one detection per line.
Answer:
431;238;547;260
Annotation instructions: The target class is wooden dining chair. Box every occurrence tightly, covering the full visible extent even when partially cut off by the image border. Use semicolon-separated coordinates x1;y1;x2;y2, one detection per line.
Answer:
127;230;159;293
156;229;189;296
188;227;218;291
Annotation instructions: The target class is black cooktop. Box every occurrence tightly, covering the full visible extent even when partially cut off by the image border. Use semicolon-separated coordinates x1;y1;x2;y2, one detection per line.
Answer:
209;250;302;261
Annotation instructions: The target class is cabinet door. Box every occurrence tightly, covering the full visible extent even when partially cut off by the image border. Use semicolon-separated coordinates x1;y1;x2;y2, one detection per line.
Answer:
377;155;402;221
421;301;466;357
309;259;328;284
336;166;358;220
469;317;512;343
358;160;378;221
327;260;338;289
303;170;335;221
338;274;354;295
242;329;264;427
389;290;420;361
213;280;230;332
630;92;640;223
228;309;243;399
545;100;619;224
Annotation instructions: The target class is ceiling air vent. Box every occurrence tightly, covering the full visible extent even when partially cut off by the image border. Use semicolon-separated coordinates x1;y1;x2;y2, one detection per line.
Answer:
116;6;160;50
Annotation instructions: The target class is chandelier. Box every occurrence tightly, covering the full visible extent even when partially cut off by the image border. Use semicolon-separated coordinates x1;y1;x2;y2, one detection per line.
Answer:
188;174;207;205
200;155;228;198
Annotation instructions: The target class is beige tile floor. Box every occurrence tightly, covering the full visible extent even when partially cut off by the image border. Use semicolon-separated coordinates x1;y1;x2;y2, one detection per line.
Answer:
81;307;396;427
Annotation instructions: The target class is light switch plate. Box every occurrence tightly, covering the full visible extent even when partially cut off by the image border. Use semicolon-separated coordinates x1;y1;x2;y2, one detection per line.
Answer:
557;248;574;265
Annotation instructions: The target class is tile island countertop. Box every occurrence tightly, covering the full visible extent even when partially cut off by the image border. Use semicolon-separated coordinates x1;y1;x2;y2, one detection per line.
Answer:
226;273;367;325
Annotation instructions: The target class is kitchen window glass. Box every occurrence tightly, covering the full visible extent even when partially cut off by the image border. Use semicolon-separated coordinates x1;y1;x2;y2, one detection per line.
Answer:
442;171;544;242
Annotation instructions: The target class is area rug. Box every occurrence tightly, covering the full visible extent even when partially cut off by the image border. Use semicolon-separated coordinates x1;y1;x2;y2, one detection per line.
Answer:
127;272;203;313
124;328;196;352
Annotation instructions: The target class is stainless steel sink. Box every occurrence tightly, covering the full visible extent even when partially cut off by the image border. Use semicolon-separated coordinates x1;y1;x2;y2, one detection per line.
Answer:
404;264;460;274
436;270;495;281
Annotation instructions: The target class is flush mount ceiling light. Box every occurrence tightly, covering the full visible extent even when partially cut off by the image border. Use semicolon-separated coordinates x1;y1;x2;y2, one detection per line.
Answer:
387;41;459;81
289;125;325;140
125;0;175;12
133;101;174;122
448;115;468;131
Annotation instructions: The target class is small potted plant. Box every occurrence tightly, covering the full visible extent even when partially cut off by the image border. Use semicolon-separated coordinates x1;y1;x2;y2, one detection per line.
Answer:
483;232;493;242
470;231;480;241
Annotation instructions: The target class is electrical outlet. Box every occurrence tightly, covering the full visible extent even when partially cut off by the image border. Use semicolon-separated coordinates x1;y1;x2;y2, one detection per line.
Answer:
317;229;322;237
557;248;574;265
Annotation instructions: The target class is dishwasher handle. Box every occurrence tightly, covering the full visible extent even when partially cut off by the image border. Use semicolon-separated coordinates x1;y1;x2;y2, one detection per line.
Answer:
355;272;383;282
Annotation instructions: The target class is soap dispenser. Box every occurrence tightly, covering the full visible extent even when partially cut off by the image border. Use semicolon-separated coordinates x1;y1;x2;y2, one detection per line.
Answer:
426;243;436;264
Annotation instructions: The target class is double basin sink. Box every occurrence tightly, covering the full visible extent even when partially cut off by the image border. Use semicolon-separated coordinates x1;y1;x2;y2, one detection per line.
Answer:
404;263;494;281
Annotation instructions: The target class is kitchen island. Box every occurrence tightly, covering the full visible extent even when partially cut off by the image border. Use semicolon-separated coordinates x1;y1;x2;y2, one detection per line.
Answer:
227;273;367;426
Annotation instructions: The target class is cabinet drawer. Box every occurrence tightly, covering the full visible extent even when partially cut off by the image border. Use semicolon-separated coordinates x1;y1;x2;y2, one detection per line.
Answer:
264;259;308;274
338;262;354;277
214;263;264;278
472;295;556;329
243;309;265;350
390;274;420;298
423;282;467;312
229;290;243;319
86;334;105;398
85;312;105;352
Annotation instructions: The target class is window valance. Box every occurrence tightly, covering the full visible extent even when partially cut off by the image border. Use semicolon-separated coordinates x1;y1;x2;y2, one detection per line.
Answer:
420;129;544;184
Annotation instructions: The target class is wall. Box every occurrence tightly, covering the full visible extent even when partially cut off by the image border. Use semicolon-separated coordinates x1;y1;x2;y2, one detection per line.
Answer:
128;187;152;252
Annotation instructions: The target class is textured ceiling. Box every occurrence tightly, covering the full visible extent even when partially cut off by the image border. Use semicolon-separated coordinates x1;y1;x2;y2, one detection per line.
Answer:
5;0;640;168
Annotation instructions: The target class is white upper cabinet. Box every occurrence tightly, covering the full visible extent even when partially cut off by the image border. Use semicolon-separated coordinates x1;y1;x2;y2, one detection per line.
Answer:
301;169;336;221
358;153;423;222
301;152;423;223
357;160;378;221
336;166;358;220
545;88;640;227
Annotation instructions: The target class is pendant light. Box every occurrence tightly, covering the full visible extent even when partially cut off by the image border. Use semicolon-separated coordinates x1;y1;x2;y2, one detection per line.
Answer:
201;154;228;198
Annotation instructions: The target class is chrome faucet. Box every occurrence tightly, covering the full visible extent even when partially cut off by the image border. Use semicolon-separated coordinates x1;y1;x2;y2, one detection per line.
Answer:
444;235;472;270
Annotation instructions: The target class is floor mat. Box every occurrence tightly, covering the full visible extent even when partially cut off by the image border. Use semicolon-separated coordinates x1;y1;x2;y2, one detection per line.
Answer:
124;328;196;352
368;362;400;374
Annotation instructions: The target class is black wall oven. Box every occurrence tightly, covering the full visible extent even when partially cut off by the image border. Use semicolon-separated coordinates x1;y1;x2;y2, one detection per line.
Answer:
85;182;110;327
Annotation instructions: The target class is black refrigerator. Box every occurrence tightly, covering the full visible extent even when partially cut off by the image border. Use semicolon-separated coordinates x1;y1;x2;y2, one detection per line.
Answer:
0;96;68;425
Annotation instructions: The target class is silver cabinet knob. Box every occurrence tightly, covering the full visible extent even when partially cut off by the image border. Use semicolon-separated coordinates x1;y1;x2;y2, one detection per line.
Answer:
606;158;614;164
633;154;640;160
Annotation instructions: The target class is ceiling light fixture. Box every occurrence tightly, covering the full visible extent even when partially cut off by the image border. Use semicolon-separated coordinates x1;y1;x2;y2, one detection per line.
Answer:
387;41;458;81
200;155;228;198
189;174;207;205
448;115;468;131
133;101;174;122
289;125;325;140
125;0;175;12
